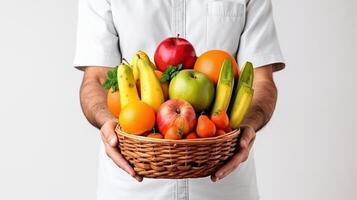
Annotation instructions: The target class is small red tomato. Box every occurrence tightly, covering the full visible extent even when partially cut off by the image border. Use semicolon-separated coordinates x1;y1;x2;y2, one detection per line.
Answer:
164;126;183;140
216;129;226;136
196;115;216;138
147;133;164;139
186;132;198;139
224;126;233;133
211;111;230;130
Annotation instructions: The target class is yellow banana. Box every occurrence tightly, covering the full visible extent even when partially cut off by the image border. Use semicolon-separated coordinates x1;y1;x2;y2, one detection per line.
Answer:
137;58;164;112
117;63;140;110
229;83;254;129
131;51;156;85
211;59;234;114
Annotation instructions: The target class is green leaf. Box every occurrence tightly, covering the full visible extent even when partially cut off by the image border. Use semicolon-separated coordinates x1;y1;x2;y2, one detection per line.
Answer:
160;64;184;83
102;66;119;92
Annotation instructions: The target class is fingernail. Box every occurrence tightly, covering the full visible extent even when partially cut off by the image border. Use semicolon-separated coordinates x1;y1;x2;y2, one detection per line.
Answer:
134;176;142;182
211;176;216;182
109;137;117;146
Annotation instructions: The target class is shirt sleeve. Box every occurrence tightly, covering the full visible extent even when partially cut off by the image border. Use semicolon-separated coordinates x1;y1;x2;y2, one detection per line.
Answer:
237;0;285;71
73;0;121;69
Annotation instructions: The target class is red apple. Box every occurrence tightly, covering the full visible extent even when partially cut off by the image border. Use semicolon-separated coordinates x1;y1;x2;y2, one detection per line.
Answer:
156;99;196;135
154;36;197;72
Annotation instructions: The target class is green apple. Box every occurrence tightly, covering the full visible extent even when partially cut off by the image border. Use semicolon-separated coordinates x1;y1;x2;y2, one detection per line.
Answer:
169;70;215;112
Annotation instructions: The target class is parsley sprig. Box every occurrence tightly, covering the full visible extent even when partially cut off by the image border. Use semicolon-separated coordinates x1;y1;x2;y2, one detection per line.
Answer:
102;66;119;92
160;64;183;83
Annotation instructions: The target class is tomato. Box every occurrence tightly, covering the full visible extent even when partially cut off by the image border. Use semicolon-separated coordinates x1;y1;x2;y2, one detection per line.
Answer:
147;133;164;139
185;132;198;139
164;126;183;140
194;50;239;84
196;115;216;138
211;111;230;130
216;129;226;136
119;101;155;135
107;88;121;117
224;126;233;133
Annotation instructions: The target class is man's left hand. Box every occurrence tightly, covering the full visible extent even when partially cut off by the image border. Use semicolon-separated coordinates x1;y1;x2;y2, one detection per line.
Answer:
211;125;256;182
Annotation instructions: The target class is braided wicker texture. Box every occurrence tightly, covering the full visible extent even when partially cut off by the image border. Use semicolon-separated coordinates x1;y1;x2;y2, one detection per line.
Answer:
115;126;240;179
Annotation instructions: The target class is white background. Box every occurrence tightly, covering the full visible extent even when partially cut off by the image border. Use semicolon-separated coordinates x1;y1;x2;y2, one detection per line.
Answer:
0;0;356;199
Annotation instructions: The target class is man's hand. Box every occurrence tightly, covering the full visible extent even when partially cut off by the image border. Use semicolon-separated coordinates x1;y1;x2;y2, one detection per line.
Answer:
100;119;143;182
80;66;142;182
211;126;256;182
211;65;278;182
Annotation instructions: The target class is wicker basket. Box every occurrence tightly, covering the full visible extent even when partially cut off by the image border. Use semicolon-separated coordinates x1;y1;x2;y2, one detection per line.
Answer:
115;126;240;179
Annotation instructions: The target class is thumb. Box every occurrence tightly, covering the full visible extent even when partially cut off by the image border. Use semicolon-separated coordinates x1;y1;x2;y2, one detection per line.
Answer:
108;135;118;147
100;121;118;147
240;126;255;148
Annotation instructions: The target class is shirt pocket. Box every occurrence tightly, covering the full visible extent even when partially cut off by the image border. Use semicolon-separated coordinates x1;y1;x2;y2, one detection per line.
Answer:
206;0;245;54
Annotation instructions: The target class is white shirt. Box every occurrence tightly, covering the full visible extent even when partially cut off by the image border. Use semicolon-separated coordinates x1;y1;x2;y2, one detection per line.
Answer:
74;0;285;199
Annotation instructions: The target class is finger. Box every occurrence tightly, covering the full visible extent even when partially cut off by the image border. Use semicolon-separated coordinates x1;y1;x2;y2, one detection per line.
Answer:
134;175;143;182
100;131;118;147
101;122;118;147
212;149;248;181
240;127;255;149
248;135;256;149
212;127;255;182
105;144;136;177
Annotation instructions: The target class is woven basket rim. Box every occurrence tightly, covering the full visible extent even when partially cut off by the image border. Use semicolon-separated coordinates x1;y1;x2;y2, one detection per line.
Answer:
115;125;240;145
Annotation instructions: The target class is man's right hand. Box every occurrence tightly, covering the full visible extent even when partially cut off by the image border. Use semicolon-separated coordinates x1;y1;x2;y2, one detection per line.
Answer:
100;119;143;182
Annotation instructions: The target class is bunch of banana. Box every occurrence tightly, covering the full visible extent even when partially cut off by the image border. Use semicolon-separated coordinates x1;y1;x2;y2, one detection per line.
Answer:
137;56;164;112
211;59;234;114
228;61;254;129
117;63;140;109
131;51;156;86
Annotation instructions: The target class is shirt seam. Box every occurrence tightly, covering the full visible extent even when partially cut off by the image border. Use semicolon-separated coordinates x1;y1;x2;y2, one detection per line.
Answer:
205;2;208;48
183;0;186;38
185;179;189;200
171;0;176;36
176;180;178;200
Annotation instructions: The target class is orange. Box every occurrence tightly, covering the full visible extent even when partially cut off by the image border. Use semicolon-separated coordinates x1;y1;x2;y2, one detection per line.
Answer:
155;70;169;100
194;50;239;84
119;101;155;135
107;88;121;117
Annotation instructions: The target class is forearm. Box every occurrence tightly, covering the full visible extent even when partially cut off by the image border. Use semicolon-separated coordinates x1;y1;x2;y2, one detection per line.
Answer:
242;68;278;132
80;67;116;129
